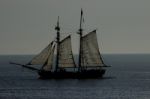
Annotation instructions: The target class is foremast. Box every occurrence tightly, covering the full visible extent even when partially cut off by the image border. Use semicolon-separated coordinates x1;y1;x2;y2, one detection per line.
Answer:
55;16;60;72
78;9;83;72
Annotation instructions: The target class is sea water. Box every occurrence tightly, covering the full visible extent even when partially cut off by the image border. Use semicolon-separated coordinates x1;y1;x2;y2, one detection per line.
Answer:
0;54;150;99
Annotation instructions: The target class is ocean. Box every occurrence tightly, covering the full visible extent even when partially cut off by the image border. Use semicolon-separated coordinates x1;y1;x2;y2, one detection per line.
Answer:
0;54;150;99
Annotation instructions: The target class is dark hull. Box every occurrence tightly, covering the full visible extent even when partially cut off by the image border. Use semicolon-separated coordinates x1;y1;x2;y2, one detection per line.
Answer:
38;69;106;79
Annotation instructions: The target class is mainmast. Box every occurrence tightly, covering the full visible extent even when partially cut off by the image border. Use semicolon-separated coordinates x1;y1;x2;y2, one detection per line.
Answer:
55;16;60;72
78;9;83;72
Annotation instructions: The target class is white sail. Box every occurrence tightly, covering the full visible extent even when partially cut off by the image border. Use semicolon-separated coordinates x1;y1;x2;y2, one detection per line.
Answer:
42;45;55;71
80;30;104;67
28;41;54;65
58;35;76;68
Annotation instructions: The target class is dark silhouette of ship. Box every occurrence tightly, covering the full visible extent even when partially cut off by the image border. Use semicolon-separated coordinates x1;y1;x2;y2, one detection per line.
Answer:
10;9;110;79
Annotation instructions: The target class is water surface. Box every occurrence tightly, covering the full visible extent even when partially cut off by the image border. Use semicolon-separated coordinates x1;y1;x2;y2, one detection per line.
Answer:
0;54;150;99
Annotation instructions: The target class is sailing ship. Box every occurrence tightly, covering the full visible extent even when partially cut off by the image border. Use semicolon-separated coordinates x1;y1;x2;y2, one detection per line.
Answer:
10;10;109;79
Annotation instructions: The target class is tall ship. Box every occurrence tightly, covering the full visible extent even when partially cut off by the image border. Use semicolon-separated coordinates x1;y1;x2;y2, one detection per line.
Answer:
10;10;109;79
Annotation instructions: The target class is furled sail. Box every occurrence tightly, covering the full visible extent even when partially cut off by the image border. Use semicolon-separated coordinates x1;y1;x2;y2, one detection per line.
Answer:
58;35;76;68
80;30;104;67
28;41;54;66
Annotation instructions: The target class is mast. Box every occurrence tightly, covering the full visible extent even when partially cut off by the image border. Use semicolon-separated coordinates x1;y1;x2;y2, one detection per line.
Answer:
78;9;83;72
55;16;60;72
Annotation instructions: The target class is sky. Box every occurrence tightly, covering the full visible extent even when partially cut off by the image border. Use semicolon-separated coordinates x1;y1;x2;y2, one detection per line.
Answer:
0;0;150;54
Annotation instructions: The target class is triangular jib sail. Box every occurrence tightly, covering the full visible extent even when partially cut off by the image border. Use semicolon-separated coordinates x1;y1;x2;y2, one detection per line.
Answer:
80;30;104;67
42;45;55;71
28;41;55;71
58;35;76;68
